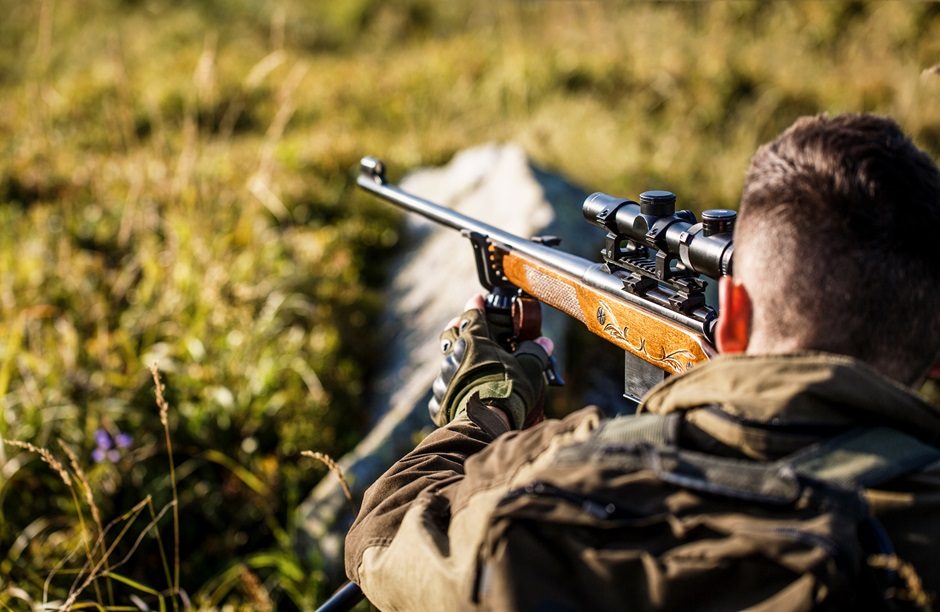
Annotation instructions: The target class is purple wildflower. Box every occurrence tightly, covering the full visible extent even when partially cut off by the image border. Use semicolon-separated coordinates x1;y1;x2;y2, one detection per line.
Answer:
92;428;133;463
115;433;133;449
95;429;112;450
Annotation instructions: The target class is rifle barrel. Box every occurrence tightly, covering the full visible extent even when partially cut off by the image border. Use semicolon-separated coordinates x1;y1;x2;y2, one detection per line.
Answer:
357;158;590;279
357;156;707;334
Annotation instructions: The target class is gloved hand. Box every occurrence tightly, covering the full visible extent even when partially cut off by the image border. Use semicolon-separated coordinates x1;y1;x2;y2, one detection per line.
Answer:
428;306;550;430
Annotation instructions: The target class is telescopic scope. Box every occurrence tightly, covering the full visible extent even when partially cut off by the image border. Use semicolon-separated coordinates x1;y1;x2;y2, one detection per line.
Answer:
582;191;734;279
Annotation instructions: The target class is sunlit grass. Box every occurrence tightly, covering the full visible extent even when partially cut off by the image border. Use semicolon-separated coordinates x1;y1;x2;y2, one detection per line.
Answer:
0;0;937;607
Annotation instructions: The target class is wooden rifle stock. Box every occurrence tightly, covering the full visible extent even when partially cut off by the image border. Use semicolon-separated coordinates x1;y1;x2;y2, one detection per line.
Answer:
501;250;713;375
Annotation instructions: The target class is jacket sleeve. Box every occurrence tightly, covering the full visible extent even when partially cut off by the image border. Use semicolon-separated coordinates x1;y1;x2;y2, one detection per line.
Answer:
344;400;600;611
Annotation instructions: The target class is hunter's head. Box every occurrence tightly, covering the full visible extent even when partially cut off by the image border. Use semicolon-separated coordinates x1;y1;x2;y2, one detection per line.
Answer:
717;113;940;384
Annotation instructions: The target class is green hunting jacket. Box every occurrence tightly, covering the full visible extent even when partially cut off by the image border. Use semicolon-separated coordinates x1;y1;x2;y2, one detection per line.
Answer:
345;353;940;610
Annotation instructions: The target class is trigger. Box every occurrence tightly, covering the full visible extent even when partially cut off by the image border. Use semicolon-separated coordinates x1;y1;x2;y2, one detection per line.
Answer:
512;297;542;341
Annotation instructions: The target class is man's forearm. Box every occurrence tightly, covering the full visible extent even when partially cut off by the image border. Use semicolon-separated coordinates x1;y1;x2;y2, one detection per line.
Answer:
344;398;600;610
344;399;510;585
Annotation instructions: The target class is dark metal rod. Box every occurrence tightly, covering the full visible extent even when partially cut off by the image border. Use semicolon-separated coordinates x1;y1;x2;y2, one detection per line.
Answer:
316;581;364;612
357;161;590;278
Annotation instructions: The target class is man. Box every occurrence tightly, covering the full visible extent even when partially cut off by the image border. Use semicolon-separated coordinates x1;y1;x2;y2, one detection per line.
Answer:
344;114;940;610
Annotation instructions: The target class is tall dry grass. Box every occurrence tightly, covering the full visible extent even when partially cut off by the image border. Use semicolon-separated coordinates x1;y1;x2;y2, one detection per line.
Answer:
3;367;179;610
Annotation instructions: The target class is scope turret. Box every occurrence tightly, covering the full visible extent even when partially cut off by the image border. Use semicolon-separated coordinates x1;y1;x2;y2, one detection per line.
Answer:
702;209;736;237
639;190;676;216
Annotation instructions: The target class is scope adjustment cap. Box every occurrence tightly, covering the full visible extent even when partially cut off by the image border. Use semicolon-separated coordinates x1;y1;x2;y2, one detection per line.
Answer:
702;209;736;236
639;190;676;217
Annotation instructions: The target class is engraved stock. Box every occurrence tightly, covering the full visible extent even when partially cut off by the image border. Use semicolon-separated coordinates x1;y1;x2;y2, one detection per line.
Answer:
595;301;700;373
503;251;709;374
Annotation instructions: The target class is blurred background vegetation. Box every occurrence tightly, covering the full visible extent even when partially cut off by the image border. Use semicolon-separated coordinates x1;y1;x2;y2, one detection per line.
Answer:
0;0;937;609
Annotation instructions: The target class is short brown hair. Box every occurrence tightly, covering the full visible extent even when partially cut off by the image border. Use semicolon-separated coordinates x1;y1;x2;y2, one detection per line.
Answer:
735;113;940;383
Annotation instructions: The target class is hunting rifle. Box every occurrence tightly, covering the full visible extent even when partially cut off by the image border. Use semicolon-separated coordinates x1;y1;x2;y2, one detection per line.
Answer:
316;156;736;611
358;155;734;399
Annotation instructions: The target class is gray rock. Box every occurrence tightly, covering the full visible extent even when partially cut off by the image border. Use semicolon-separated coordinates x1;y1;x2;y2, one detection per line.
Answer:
294;143;609;580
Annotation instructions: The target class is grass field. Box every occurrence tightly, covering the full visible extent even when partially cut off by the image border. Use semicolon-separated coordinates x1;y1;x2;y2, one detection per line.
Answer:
1;1;938;609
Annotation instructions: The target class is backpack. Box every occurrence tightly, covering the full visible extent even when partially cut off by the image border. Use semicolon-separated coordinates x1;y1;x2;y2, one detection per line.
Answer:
473;414;939;611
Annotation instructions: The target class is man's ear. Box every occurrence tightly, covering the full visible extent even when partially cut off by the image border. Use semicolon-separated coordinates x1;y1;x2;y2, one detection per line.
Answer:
716;275;752;354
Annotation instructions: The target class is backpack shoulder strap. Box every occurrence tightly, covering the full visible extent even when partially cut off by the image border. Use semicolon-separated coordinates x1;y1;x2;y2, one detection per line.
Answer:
595;412;681;447
784;427;940;489
596;414;802;504
596;415;940;495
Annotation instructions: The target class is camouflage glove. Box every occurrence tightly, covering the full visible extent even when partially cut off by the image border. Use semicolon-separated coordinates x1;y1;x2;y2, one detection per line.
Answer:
428;308;549;430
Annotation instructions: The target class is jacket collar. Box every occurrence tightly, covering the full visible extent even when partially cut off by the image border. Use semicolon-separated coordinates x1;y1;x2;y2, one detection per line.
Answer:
638;352;940;453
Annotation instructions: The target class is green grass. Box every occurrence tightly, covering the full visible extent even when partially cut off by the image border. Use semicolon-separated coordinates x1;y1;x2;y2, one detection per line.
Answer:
0;0;938;608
